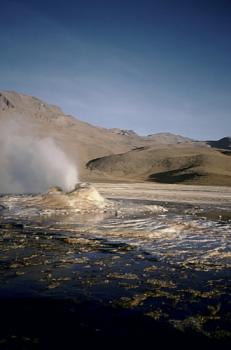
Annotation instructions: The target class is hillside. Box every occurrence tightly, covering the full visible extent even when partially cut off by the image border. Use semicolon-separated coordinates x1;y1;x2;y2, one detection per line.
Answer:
87;145;231;186
207;137;231;150
145;132;193;144
0;90;231;186
0;91;146;179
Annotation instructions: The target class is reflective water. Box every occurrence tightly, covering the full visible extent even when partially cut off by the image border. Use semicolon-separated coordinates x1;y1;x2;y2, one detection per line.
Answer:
0;195;231;345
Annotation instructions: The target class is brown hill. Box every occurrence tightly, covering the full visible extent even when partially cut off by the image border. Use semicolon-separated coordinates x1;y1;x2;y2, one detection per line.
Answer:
145;132;194;144
87;145;231;186
0;90;230;186
0;91;147;179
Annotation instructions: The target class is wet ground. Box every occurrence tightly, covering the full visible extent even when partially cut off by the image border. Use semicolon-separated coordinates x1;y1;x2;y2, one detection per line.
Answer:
0;191;231;349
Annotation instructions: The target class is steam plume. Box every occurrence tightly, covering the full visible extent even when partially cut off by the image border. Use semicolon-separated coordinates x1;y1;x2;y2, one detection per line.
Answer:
0;119;78;194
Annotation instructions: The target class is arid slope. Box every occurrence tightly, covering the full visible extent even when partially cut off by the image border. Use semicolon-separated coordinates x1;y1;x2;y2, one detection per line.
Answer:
0;91;146;178
87;145;231;186
1;91;231;186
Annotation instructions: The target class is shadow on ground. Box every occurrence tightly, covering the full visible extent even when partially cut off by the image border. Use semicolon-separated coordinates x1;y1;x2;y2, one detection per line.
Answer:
148;165;202;184
0;298;229;350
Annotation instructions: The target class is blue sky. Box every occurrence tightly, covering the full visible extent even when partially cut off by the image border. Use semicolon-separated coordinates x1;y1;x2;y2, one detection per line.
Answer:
1;0;231;139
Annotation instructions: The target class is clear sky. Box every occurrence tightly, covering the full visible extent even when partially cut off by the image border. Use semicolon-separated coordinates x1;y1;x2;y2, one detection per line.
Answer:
1;0;231;139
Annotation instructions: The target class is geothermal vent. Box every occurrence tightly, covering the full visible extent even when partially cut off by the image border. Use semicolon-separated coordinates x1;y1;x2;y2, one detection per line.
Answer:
40;183;111;212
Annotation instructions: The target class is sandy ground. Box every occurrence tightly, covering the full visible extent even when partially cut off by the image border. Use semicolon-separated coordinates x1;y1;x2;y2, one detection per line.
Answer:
94;182;231;205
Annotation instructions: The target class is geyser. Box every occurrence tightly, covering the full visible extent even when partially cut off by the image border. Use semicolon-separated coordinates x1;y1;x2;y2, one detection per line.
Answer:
0;120;78;194
41;183;109;211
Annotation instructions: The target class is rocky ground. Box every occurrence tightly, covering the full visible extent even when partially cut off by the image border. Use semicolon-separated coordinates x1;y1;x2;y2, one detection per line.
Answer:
0;183;230;349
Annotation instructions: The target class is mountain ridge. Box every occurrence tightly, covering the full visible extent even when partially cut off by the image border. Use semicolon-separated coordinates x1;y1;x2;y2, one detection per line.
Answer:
0;90;230;186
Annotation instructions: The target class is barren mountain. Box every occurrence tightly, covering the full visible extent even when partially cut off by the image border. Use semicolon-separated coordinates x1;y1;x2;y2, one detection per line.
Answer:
0;91;147;179
87;145;231;185
0;90;230;186
207;137;231;150
145;132;194;144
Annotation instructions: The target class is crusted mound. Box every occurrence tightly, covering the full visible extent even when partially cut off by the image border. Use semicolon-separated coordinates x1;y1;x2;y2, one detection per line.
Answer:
39;183;110;212
67;183;107;208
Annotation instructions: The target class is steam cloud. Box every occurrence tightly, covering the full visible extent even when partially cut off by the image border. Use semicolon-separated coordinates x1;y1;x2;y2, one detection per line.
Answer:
0;119;78;194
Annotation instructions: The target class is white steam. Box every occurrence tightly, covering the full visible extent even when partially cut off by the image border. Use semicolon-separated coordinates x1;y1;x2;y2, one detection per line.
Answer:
0;120;78;194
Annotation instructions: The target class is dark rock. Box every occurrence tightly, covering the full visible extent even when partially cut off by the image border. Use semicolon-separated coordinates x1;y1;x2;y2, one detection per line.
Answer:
0;93;14;110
